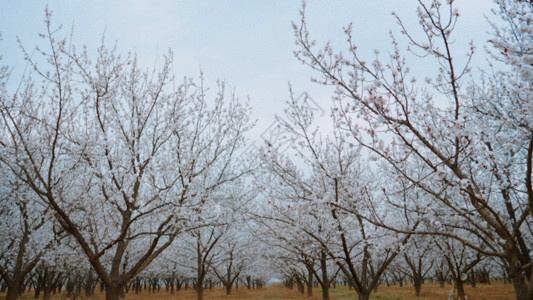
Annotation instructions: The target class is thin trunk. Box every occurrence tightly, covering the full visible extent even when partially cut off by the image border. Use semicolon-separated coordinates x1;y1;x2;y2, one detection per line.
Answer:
296;277;304;294
414;279;422;297
170;272;175;295
455;278;466;300
306;266;313;297
195;286;204;300
320;251;330;300
43;288;52;300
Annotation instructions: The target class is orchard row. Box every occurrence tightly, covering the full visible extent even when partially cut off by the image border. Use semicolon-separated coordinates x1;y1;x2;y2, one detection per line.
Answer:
1;1;531;300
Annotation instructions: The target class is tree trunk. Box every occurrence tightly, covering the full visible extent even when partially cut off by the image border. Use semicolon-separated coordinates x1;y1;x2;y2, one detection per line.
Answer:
105;284;123;300
295;277;304;294
321;286;330;300
6;286;19;300
455;279;466;300
320;251;330;300
195;286;204;300
306;265;313;297
414;279;422;297
170;272;175;295
225;285;231;295
509;266;530;300
357;291;370;300
85;276;96;297
134;281;140;294
43;288;52;300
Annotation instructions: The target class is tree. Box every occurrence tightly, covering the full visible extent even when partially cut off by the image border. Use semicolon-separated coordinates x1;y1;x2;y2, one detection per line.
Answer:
0;10;253;300
0;173;58;300
260;91;416;300
32;262;64;300
258;220;321;298
293;0;532;299
401;236;435;297
165;182;254;300
436;237;483;300
211;226;254;295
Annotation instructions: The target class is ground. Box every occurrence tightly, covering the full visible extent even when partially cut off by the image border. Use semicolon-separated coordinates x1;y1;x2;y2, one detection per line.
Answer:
1;282;515;300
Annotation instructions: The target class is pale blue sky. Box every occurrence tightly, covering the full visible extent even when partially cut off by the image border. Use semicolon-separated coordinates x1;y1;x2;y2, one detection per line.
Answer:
1;0;496;139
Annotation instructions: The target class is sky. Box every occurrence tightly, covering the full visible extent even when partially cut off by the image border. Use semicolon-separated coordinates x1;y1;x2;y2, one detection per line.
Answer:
1;0;497;144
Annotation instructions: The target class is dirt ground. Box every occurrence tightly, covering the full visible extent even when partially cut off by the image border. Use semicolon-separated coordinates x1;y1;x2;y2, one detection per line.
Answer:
2;282;515;300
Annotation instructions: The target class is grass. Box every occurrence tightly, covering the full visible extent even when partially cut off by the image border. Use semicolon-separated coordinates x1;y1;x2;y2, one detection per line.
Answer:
263;292;281;299
0;282;515;300
329;289;354;298
372;295;402;300
369;282;515;300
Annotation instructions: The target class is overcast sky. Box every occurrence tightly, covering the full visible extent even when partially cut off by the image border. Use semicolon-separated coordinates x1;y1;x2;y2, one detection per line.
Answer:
1;0;496;142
